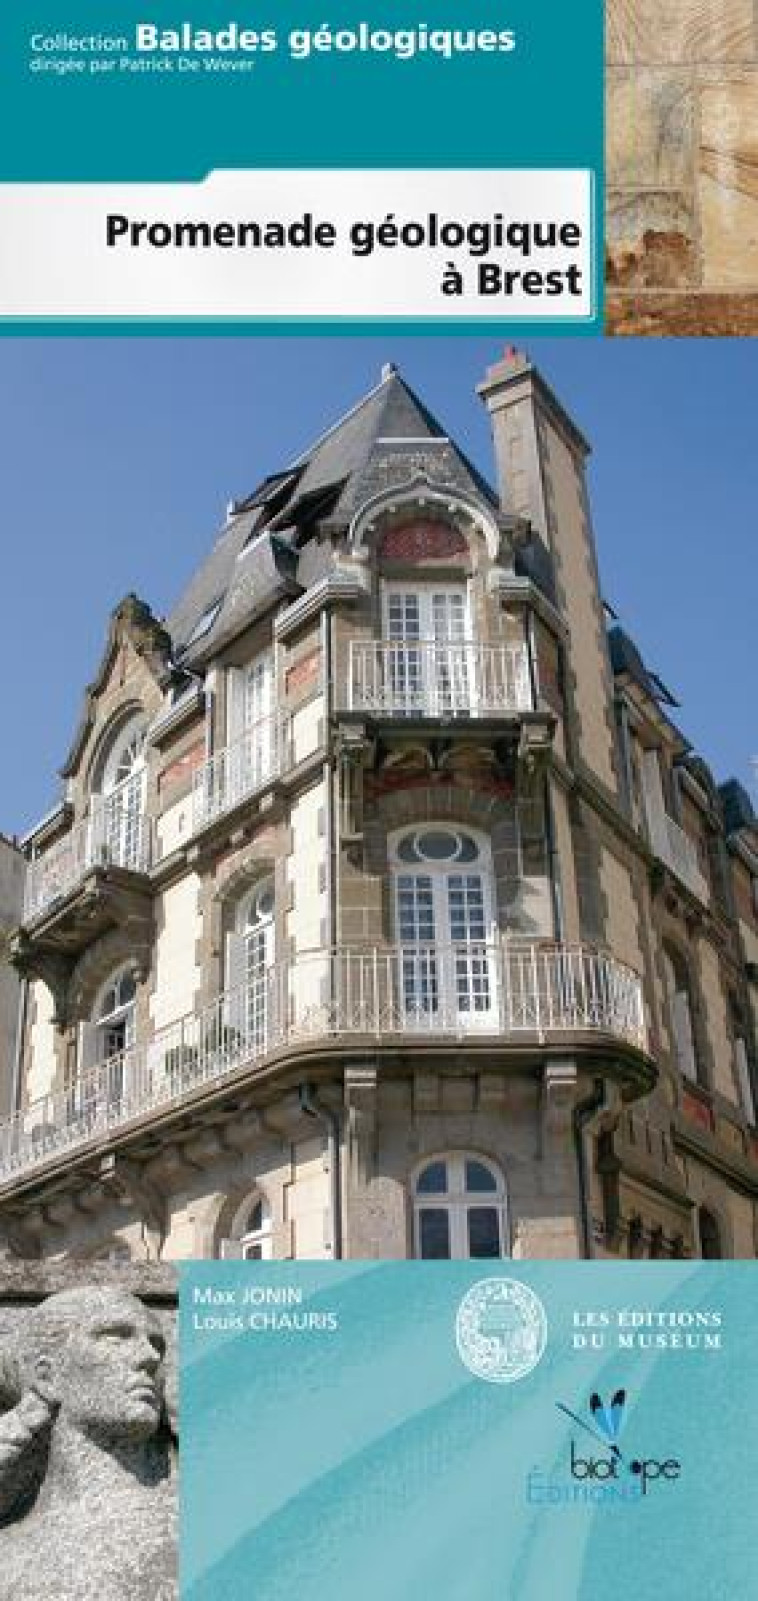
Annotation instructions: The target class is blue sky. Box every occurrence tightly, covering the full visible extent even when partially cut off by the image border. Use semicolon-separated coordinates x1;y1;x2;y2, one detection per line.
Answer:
0;336;755;833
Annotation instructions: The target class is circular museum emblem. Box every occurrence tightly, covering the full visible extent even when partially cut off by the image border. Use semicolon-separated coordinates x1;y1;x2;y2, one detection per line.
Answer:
455;1277;548;1384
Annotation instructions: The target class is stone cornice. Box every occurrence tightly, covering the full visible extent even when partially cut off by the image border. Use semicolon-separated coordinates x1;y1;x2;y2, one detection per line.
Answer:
274;568;370;640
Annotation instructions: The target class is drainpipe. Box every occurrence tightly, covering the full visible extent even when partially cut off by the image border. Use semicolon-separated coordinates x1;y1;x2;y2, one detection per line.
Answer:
573;1077;616;1260
523;605;539;709
299;1082;343;1260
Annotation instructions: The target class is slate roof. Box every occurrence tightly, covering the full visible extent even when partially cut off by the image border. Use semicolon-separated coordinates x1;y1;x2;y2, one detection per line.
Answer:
720;779;756;836
167;367;497;663
608;626;680;709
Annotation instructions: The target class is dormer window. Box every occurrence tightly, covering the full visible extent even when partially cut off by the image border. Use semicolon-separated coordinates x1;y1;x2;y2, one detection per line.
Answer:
382;582;474;717
182;598;222;651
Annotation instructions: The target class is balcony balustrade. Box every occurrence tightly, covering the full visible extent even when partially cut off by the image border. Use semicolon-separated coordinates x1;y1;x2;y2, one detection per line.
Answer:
0;941;647;1186
23;792;151;923
192;716;281;832
347;640;534;718
647;811;710;905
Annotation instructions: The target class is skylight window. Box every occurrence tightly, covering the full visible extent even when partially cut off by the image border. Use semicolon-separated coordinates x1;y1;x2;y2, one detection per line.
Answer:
183;598;222;650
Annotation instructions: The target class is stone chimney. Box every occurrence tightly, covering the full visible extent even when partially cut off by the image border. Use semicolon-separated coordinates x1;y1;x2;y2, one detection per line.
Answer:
477;348;619;798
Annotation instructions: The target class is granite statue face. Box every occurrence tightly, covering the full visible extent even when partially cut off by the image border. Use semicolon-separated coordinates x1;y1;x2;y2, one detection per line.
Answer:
0;1287;177;1601
36;1288;165;1439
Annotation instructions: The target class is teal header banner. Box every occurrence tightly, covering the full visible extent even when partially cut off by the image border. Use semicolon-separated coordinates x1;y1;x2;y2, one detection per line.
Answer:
0;3;604;330
1;3;602;180
180;1260;753;1601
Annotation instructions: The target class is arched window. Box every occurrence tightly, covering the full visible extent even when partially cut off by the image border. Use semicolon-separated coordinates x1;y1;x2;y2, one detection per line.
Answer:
220;1193;273;1260
699;1207;722;1260
662;945;700;1085
238;1196;272;1260
412;1154;508;1260
96;712;148;871
94;964;137;1060
226;878;275;1052
391;827;497;1028
75;964;137;1116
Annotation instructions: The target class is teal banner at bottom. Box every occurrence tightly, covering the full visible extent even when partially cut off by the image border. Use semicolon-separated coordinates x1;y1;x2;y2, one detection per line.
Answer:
180;1262;751;1600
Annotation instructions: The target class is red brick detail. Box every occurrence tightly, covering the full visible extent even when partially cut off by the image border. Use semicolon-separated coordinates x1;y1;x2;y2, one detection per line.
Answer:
379;520;467;563
159;739;205;793
366;771;514;800
285;649;321;695
680;1088;714;1134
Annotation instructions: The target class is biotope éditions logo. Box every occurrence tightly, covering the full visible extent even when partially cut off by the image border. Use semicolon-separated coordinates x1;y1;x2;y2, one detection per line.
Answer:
455;1277;548;1384
527;1388;683;1507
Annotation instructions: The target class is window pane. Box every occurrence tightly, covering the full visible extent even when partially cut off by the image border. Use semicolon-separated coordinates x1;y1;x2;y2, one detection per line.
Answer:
397;875;435;942
447;875;486;942
417;830;459;861
457;834;478;863
416;1160;447;1195
396;835;418;863
465;1160;497;1193
419;1208;450;1258
119;973;136;1007
467;1207;501;1258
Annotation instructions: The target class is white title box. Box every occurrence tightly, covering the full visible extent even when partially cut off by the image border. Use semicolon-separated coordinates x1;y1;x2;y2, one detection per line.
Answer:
0;169;594;319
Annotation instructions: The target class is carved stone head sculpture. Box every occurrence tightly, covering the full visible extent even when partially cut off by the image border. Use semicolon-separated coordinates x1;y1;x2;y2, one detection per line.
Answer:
0;1287;177;1600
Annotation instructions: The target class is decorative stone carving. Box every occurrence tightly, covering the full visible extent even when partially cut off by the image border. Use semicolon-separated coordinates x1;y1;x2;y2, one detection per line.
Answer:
344;1063;378;1186
0;1286;176;1599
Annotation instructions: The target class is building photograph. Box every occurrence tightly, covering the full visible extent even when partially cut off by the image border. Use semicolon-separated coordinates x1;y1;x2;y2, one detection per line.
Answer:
0;338;755;1265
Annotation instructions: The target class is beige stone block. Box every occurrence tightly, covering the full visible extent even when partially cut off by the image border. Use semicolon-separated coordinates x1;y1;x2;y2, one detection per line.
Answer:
699;77;758;285
607;0;756;66
607;68;694;188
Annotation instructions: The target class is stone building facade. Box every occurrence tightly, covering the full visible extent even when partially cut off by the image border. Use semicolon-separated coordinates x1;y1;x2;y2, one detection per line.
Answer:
1;351;756;1264
0;835;25;1124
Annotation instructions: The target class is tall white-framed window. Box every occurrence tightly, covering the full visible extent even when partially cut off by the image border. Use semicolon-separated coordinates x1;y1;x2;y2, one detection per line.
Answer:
97;712;148;871
662;945;699;1085
390;826;498;1029
75;964;137;1120
412;1154;508;1259
226;878;276;1054
729;997;756;1125
226;652;275;790
94;965;137;1060
383;582;474;716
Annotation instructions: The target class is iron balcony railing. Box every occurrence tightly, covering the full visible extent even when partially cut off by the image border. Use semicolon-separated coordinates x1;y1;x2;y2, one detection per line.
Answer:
348;640;534;718
23;788;151;922
646;811;710;905
0;942;646;1185
192;716;281;832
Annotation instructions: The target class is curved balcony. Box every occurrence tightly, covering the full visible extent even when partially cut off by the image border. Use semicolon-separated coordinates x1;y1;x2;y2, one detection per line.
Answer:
347;640;533;718
0;943;648;1189
23;796;151;925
